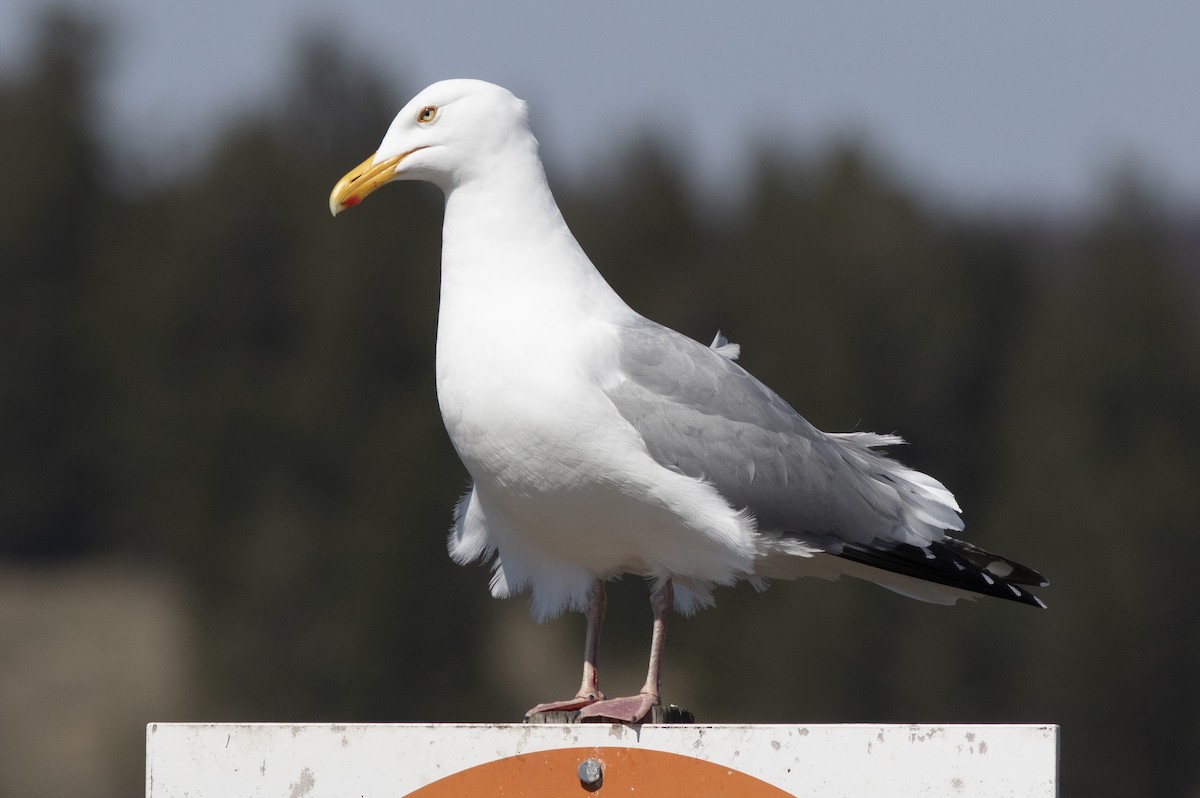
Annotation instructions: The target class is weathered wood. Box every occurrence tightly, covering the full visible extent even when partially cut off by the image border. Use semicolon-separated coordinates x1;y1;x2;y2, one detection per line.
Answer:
524;704;695;724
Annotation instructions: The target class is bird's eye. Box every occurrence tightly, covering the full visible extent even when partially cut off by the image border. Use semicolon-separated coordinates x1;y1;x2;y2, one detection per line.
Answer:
417;105;438;124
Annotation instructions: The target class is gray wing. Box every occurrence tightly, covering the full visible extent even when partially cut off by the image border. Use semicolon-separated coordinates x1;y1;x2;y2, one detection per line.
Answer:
604;317;962;549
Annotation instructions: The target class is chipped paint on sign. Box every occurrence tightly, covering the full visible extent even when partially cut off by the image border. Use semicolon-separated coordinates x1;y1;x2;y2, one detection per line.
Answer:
145;722;1059;797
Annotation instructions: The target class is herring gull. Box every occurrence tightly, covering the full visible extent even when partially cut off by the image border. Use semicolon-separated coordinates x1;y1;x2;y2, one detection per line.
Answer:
329;79;1047;724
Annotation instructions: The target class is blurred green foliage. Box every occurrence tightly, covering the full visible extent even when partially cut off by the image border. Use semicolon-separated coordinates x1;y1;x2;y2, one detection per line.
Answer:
3;10;1200;796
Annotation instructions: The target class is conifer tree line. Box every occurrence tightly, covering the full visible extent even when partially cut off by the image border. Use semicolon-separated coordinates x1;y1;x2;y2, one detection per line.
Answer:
3;12;1199;796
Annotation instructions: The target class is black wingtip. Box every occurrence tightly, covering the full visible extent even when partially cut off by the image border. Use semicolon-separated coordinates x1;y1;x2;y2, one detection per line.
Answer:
940;535;1049;588
836;538;1048;609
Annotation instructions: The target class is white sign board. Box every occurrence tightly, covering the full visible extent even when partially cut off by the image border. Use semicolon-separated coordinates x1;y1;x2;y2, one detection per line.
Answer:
147;722;1058;797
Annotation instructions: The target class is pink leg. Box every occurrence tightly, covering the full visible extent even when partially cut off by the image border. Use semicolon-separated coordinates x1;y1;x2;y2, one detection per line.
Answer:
578;579;673;724
525;581;607;717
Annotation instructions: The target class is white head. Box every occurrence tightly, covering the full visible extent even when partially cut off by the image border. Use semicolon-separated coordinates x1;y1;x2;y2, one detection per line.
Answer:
329;79;534;214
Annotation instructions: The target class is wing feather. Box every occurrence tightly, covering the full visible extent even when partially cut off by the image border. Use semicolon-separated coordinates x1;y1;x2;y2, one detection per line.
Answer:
605;318;959;547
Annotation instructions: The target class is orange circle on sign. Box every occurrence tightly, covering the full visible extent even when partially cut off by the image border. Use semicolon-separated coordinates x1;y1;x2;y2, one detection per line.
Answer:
405;745;792;797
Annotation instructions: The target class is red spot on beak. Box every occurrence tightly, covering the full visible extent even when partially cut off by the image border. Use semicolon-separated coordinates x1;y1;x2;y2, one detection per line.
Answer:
343;195;361;208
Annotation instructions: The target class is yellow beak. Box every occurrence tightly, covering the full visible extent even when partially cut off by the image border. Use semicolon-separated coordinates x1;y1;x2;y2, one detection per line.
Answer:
328;152;404;216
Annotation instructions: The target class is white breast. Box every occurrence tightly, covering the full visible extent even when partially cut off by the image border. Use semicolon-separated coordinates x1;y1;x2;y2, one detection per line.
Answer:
433;231;758;619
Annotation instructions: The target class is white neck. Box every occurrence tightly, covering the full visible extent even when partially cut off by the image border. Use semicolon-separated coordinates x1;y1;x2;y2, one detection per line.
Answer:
432;138;635;421
438;141;628;320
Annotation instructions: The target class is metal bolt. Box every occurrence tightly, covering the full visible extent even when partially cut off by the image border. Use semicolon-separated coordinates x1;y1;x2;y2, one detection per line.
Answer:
577;757;603;787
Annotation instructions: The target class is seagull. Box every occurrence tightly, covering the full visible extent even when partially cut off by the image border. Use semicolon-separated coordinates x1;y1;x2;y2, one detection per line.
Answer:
329;79;1047;724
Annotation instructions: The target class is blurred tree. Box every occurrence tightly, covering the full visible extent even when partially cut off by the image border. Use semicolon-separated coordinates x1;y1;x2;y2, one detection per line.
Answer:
565;135;718;337
984;174;1200;795
85;31;493;721
0;11;109;557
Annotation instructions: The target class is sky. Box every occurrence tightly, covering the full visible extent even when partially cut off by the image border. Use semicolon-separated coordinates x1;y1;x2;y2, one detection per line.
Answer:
2;0;1199;212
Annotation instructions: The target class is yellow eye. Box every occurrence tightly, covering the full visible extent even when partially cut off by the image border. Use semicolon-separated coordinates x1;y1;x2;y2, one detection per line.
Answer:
417;105;438;124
